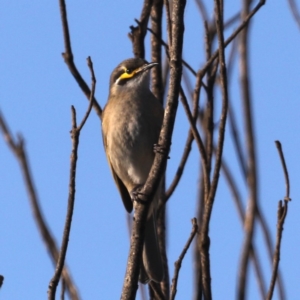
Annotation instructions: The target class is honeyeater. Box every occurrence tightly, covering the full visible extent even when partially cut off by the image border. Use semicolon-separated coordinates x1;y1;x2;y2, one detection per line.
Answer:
101;58;164;283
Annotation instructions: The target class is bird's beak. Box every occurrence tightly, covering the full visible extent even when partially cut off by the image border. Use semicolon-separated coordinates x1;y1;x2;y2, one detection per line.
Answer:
136;62;159;74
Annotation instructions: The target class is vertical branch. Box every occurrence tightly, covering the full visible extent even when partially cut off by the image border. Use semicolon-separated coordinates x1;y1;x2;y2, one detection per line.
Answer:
152;1;170;298
154;202;170;299
226;38;248;178
48;57;96;300
198;0;229;298
193;69;209;198
266;141;291;300
128;0;154;58
274;141;291;201
0;275;4;289
266;201;288;300
121;1;186;299
0;111;80;300
237;0;258;298
151;0;164;102
203;21;215;178
221;158;267;298
164;0;172;46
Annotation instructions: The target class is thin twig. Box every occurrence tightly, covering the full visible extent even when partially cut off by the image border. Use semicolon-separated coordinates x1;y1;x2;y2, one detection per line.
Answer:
256;208;286;299
195;0;209;22
225;38;248;178
226;34;285;295
266;142;291;299
170;218;198;300
77;57;96;131
147;27;197;76
193;69;210;200
60;279;65;300
287;0;300;30
266;200;288;300
164;0;172;46
0;111;80;300
150;2;170;298
221;158;267;298
237;0;258;298
128;0;153;58
164;72;205;203
0;275;4;289
199;0;229;298
48;58;96;300
203;19;216;182
165;130;193;200
200;0;266;76
58;0;102;119
152;0;265;82
225;37;284;298
275;141;291;201
179;88;207;169
151;0;164;103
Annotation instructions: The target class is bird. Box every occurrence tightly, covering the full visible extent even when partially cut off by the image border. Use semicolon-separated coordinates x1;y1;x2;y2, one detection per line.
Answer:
101;58;164;283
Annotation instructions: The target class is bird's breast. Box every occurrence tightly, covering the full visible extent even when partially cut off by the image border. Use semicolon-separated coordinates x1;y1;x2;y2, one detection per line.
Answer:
103;97;155;189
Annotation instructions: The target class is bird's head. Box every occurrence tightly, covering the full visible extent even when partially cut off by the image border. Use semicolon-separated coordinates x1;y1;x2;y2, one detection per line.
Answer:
109;58;158;93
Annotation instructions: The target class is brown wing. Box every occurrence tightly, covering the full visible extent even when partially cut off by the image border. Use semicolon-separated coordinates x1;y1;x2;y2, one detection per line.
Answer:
109;160;133;213
102;131;133;213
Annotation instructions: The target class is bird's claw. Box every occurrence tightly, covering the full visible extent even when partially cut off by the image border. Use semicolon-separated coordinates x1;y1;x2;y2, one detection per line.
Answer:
130;185;146;203
153;143;170;159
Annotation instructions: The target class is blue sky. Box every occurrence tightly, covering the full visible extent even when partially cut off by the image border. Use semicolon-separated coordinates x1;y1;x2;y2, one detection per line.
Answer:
1;1;300;299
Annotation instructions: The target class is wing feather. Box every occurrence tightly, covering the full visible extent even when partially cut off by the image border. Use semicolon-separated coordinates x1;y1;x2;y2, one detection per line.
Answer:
102;130;133;213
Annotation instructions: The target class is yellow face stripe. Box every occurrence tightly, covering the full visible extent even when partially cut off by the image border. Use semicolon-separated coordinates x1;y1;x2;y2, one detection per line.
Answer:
118;65;147;81
119;71;135;80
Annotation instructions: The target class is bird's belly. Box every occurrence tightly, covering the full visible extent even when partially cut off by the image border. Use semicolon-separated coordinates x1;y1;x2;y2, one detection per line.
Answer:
107;117;153;191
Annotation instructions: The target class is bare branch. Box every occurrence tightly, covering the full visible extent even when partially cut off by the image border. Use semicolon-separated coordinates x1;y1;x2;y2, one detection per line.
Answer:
151;0;164;103
179;87;207;170
150;3;170;296
200;0;266;76
195;0;209;22
198;0;229;297
165;130;193;200
0;111;80;300
164;0;172;46
275;141;291;201
237;1;259;298
170;218;198;300
287;0;300;30
266;201;288;300
128;0;153;58
221;158;267;298
48;57;95;300
60;279;65;300
266;141;291;299
121;1;186;298
77;57;96;131
0;275;4;289
58;0;102;119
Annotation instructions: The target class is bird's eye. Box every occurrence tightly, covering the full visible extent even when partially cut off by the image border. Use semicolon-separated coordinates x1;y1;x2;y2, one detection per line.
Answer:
125;69;131;74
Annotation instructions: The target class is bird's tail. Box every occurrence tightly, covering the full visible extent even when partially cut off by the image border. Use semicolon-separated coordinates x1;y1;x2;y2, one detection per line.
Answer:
139;211;164;283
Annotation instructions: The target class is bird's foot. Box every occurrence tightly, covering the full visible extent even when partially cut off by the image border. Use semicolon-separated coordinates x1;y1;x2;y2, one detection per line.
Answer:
130;185;146;203
153;143;170;159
